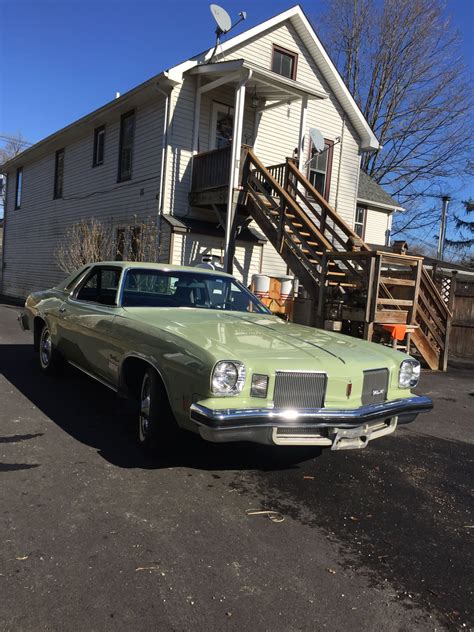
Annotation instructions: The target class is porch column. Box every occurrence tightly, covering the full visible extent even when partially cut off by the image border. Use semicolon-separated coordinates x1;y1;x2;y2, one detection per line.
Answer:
297;94;308;173
224;70;251;273
192;76;201;155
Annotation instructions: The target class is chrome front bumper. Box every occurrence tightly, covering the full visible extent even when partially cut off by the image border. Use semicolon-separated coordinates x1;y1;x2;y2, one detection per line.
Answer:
190;395;433;449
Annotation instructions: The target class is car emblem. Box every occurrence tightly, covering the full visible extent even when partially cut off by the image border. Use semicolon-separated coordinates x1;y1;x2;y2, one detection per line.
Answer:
372;388;384;396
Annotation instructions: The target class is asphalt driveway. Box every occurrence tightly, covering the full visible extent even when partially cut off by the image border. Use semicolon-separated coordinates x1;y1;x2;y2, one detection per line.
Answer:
0;302;473;631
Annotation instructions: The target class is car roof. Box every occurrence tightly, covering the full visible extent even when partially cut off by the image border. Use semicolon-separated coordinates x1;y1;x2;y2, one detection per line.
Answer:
90;261;234;278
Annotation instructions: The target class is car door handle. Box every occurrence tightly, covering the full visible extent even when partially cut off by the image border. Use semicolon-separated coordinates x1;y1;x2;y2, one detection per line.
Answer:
59;306;67;314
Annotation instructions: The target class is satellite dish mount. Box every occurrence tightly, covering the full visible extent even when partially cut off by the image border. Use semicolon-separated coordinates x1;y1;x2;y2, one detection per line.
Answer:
208;4;246;63
303;127;341;168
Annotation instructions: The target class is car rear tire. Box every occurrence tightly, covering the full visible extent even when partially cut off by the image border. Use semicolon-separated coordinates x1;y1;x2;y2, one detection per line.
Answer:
38;324;63;375
138;368;179;453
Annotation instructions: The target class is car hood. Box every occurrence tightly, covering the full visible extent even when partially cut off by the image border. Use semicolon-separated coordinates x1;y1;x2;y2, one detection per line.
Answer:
122;307;407;370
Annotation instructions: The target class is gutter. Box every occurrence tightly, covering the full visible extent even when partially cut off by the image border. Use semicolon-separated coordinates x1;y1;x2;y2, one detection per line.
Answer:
357;197;405;213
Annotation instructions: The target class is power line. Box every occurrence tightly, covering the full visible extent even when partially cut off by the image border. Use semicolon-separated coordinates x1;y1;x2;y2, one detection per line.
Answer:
0;134;32;147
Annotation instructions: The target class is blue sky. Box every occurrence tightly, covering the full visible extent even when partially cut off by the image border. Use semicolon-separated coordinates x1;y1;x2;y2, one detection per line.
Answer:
1;0;473;249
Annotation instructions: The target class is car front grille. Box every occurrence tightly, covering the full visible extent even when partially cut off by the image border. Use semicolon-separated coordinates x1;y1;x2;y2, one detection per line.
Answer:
273;371;327;409
362;368;389;405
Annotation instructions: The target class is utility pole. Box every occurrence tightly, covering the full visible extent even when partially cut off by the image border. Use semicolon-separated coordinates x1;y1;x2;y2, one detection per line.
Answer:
437;195;450;260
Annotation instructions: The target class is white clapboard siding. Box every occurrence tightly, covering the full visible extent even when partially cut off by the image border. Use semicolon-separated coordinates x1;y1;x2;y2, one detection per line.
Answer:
170;232;261;285
2;96;165;297
364;207;391;245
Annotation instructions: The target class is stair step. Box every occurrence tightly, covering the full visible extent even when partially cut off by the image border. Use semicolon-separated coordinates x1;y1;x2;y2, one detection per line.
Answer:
328;282;358;287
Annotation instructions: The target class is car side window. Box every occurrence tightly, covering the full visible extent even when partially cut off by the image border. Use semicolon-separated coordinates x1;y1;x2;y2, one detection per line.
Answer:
75;267;121;305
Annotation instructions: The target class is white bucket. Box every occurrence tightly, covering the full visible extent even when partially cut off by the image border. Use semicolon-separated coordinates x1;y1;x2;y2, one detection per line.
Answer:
276;275;294;299
252;274;270;298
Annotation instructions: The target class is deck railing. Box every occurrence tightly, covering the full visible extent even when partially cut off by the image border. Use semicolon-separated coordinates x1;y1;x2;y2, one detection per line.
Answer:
191;145;232;192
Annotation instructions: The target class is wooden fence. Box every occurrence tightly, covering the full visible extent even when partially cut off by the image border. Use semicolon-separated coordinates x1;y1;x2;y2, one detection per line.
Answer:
449;278;474;359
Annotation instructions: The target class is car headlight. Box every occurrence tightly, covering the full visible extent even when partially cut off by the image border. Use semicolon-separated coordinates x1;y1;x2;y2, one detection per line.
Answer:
211;361;246;395
399;359;420;388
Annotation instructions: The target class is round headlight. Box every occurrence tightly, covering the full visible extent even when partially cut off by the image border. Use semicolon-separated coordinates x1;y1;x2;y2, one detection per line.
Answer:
211;361;245;395
399;359;420;389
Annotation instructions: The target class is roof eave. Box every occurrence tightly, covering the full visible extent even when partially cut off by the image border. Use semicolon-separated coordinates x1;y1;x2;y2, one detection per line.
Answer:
357;197;405;212
1;71;178;172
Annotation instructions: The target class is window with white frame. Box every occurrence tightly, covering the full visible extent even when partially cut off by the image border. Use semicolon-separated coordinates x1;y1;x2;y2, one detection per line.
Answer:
354;205;366;238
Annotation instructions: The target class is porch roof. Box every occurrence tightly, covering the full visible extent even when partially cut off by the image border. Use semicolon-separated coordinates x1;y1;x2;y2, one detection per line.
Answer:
188;59;328;103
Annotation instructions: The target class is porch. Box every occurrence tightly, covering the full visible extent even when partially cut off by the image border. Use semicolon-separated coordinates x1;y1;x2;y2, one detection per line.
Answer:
187;59;327;266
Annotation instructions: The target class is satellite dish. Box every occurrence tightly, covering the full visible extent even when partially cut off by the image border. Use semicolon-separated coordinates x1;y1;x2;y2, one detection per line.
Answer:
210;4;232;34
309;128;325;154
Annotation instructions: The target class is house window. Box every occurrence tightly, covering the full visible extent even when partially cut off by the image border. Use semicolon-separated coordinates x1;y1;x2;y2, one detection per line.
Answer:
354;206;366;238
210;102;234;149
15;167;23;209
271;45;298;80
118;111;135;182
307;140;333;200
54;149;65;199
93;126;105;166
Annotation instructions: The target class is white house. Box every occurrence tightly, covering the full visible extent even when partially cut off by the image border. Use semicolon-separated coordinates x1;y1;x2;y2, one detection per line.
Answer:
1;4;397;300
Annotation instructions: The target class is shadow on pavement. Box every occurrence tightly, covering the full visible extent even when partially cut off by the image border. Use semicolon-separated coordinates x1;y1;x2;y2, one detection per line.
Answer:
0;344;320;472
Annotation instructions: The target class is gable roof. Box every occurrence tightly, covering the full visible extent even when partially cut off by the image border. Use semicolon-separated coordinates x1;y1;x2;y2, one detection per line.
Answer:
170;4;379;151
357;170;404;212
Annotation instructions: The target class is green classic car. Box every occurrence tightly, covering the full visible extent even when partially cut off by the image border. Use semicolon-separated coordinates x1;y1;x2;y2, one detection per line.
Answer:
19;261;432;452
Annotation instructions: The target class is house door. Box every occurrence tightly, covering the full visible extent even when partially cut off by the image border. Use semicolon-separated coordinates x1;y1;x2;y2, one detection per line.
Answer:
210;102;234;149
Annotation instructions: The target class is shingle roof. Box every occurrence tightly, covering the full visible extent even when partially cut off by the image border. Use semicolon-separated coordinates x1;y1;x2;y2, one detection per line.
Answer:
358;170;404;210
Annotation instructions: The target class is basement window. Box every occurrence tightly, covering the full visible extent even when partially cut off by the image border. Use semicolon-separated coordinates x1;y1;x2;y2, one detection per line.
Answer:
93;126;105;167
271;45;298;80
15;167;23;209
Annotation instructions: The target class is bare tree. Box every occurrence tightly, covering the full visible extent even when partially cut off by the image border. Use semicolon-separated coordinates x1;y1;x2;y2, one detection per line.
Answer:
0;133;30;165
318;0;473;232
55;216;160;274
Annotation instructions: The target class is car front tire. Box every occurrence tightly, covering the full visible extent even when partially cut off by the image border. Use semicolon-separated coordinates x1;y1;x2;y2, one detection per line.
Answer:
38;324;63;375
138;368;179;453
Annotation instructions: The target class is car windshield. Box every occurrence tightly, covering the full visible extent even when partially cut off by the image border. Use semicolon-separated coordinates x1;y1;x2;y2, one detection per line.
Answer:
121;269;270;313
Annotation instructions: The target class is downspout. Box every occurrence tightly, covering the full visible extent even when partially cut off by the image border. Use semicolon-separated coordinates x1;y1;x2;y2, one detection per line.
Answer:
156;79;175;258
0;173;8;293
334;114;346;212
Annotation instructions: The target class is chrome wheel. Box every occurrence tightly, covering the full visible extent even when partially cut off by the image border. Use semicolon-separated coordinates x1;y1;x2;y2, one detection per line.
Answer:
40;327;52;368
139;373;151;443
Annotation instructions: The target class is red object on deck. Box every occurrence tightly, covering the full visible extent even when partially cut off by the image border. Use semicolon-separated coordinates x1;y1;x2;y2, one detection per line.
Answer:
383;324;407;341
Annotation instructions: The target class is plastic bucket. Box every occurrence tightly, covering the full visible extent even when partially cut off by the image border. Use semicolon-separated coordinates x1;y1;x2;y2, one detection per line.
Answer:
252;274;270;298
276;275;294;299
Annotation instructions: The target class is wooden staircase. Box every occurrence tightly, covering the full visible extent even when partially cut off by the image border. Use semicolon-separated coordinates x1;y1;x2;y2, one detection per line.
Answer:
240;148;451;370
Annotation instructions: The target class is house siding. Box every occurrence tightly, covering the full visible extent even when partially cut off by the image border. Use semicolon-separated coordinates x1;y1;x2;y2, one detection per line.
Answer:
2;97;165;298
364;206;391;245
170;232;261;286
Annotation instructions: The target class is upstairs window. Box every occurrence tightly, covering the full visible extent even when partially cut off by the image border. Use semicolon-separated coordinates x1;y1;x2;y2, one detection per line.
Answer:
93;125;105;166
271;45;298;80
118;111;135;182
15;167;23;209
54;149;65;199
354;206;367;238
307;139;333;201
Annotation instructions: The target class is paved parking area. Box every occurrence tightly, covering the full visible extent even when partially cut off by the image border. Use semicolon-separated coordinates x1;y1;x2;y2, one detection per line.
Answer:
0;302;473;631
